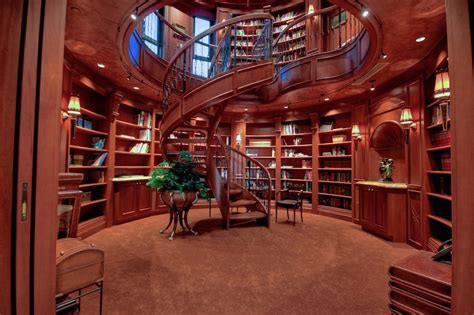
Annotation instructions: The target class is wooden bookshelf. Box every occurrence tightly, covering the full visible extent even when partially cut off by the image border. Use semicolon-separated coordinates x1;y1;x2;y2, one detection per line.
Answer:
67;81;110;232
280;119;313;205
114;105;153;176
317;112;353;218
424;70;452;252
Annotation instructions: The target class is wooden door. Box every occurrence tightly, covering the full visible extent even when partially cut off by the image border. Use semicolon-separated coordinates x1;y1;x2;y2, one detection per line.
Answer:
0;0;66;313
114;182;137;223
136;182;152;214
372;189;388;234
359;186;372;225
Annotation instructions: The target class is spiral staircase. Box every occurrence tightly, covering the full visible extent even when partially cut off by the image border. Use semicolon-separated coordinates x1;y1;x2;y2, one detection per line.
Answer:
157;8;367;229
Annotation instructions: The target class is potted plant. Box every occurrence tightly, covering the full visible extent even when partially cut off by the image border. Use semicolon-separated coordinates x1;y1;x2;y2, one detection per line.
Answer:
147;151;208;208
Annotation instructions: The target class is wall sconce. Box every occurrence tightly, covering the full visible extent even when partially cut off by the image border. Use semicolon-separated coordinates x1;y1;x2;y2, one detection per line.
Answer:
400;107;417;143
67;95;81;138
434;69;450;131
235;133;242;149
351;123;362;141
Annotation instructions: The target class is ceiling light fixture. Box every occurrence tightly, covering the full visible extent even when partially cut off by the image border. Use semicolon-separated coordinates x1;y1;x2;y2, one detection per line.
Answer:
244;108;248;111
126;72;132;80
381;49;388;59
370;80;376;91
131;8;138;20
97;63;105;69
133;86;140;90
284;105;289;109
361;7;369;17
416;36;426;43
324;97;330;101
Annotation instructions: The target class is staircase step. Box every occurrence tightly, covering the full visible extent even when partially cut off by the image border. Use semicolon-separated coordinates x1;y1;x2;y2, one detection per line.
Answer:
229;189;242;196
230;211;267;220
229;199;257;207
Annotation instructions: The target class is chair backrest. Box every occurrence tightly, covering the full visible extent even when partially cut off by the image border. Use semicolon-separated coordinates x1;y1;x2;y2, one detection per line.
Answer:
280;189;304;202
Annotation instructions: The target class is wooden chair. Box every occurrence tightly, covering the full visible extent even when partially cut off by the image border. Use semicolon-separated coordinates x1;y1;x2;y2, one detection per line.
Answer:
275;189;303;225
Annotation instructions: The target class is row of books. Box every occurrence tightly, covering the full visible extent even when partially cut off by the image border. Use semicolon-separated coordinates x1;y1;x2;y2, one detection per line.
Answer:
137;111;152;128
282;123;302;135
319;196;351;210
319;171;351;182
321;146;348;156
281;181;309;192
439;153;451;171
430;130;451;146
129;142;150;153
282;137;305;145
274;39;306;53
319;184;351;196
279;30;305;42
77;116;94;130
70;152;108;167
430;103;451;126
320;160;351;168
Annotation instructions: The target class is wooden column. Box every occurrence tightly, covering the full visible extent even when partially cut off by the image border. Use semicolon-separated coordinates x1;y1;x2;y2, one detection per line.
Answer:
309;113;319;212
445;0;474;312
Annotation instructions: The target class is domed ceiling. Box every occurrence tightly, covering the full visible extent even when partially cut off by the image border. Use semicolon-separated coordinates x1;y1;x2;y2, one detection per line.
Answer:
65;0;447;112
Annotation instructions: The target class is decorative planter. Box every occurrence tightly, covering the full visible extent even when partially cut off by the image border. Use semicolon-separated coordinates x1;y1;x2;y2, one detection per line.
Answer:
159;190;199;240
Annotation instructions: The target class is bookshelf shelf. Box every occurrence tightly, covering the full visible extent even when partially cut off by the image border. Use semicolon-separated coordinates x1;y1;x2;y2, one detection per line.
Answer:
427;215;452;228
116;120;151;130
79;182;107;189
318;192;352;199
281;132;312;137
116;135;151;143
115;151;151;156
427;192;452;201
114;166;150;170
282;144;312;148
80;108;107;120
76;127;108;136
318;167;352;171
246;134;276;138
427;170;452;175
281;179;312;182
318;141;352;147
427;145;451;152
427;120;450;130
281;156;312;159
318;180;352;185
68;165;108;169
318;155;352;159
69;145;107;153
246;145;276;148
317;127;352;135
81;198;107;208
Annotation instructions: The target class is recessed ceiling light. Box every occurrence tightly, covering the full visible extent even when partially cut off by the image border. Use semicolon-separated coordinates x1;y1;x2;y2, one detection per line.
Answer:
131;8;138;20
416;36;426;43
97;63;105;68
381;50;388;59
370;80;376;91
324;97;330;101
244;108;248;111
361;8;369;17
284;105;289;109
133;86;140;90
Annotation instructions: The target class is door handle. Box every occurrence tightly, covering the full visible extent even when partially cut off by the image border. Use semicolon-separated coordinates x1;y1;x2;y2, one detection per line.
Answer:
21;183;28;222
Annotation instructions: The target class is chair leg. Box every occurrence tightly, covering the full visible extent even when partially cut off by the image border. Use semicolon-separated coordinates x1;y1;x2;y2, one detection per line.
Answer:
293;207;296;226
286;208;289;220
300;204;303;222
275;205;278;223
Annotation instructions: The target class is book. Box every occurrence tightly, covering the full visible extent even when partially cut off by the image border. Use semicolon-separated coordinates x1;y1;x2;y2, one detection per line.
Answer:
320;122;334;132
91;153;108;166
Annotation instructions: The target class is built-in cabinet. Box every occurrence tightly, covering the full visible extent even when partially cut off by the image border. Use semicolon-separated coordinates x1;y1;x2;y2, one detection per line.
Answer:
113;180;152;224
357;183;407;242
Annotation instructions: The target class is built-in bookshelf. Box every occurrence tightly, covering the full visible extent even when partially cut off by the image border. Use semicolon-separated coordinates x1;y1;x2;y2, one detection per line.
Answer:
67;82;109;228
114;104;153;176
425;87;452;252
245;123;276;194
272;4;306;67
153;112;163;167
280;119;313;206
317;112;353;218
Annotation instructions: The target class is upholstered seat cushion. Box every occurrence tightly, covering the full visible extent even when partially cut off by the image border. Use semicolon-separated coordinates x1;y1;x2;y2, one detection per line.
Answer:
276;199;300;208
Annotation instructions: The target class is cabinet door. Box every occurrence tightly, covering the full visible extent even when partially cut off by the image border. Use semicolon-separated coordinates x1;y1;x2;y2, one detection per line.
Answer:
136;182;151;214
359;187;372;225
114;182;136;223
372;189;388;233
407;190;422;248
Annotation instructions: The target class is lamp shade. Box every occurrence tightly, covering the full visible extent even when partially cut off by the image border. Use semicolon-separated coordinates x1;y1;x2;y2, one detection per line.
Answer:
308;4;315;14
434;70;450;99
235;133;242;143
67;95;81;117
351;123;361;137
400;107;413;127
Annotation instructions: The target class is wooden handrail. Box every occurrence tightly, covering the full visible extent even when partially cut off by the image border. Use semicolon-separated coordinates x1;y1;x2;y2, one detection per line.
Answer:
164;13;274;83
273;5;338;47
207;25;231;78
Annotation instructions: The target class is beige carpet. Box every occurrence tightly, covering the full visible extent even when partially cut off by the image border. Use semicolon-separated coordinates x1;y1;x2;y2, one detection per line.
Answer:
80;208;416;314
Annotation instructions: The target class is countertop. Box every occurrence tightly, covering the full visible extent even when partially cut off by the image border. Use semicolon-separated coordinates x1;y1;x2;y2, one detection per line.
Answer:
356;181;408;189
112;176;151;183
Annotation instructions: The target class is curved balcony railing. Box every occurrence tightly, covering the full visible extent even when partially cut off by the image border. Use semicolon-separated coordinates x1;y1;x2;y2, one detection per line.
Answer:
161;13;274;112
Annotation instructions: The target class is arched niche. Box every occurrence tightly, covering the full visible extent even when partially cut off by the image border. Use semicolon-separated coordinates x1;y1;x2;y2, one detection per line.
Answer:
369;120;404;151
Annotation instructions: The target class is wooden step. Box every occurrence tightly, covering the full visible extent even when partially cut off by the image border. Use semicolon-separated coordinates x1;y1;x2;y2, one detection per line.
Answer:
229;199;257;207
229;189;242;196
230;211;267;220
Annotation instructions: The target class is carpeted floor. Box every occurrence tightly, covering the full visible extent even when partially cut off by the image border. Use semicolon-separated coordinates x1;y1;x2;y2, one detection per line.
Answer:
81;208;416;314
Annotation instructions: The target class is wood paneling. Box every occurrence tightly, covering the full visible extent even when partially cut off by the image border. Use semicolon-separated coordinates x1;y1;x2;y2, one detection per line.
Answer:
445;0;474;312
407;190;423;249
406;79;423;186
